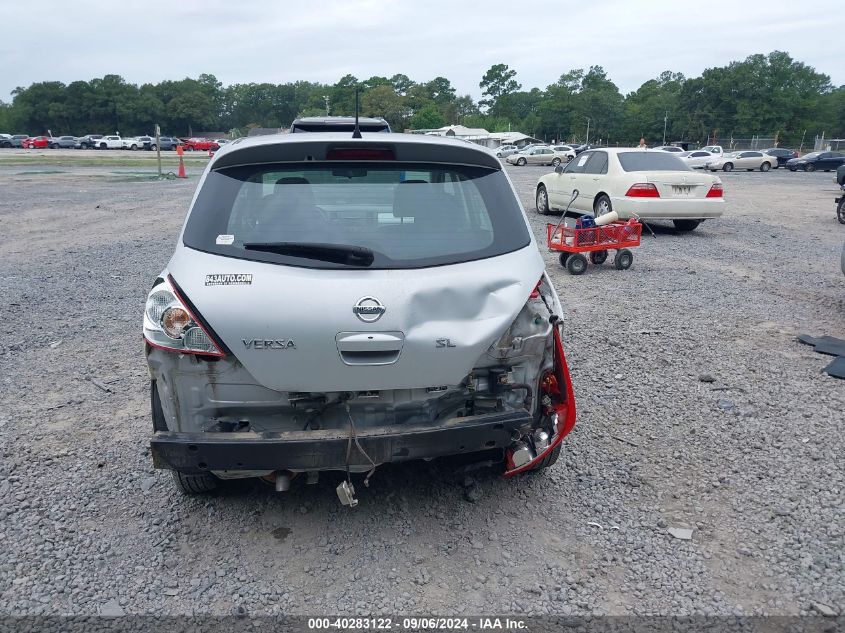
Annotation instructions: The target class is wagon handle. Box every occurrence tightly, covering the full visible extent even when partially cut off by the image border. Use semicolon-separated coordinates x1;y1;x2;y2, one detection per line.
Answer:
628;210;656;238
550;189;579;244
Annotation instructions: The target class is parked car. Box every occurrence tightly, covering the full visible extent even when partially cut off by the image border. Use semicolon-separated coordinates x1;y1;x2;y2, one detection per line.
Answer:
679;150;714;169
706;151;773;172
700;145;725;158
506;146;558;166
786;151;845;172
653;145;685;153
92;135;139;150
77;134;104;149
133;136;154;150
535;148;724;232
550;145;577;163
23;136;50;149
763;147;799;169
9;135;30;148
290;116;391;133
0;134;12;148
182;138;220;152
495;144;519;158
48;136;78;149
143;134;576;497
157;136;181;151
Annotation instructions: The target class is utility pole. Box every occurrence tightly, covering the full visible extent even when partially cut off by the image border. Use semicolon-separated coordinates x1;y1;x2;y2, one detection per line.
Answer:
662;112;668;145
323;95;330;116
155;123;162;178
585;118;590;144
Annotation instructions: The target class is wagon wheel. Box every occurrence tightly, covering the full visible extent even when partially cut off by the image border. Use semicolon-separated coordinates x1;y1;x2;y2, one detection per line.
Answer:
837;198;845;225
589;250;608;265
614;249;634;270
558;252;570;267
566;253;588;275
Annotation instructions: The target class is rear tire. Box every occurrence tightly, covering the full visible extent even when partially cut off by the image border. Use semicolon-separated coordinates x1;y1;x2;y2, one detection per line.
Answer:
806;164;815;172
723;163;733;172
673;219;701;232
761;162;771;172
530;444;562;471
566;253;588;275
551;157;561;167
172;471;218;495
536;185;550;215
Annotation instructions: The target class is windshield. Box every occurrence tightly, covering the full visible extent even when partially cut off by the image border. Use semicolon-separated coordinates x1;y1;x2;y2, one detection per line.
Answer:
801;152;821;159
617;152;691;172
183;162;531;269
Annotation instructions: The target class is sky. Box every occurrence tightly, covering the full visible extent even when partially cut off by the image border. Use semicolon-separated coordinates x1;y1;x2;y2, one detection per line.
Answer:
1;0;844;103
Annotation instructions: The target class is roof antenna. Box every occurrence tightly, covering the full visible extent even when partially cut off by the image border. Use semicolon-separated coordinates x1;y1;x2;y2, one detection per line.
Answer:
352;87;362;139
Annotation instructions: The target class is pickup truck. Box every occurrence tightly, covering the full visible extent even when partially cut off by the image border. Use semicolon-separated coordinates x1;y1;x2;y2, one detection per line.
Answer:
700;145;725;157
95;135;140;150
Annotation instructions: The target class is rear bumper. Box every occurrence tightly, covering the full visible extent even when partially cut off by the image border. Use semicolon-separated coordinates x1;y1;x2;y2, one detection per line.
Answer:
150;410;532;473
610;196;724;220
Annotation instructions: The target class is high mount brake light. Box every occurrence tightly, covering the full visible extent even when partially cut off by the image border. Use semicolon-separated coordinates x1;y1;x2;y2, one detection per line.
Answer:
143;276;226;357
625;183;660;198
326;148;395;161
706;183;724;198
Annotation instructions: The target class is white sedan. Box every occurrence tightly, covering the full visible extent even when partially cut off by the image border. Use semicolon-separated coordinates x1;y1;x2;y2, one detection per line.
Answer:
680;150;714;169
535;148;725;231
705;150;773;172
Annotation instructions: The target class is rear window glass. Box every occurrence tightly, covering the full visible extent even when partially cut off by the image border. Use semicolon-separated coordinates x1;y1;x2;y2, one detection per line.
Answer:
618;152;690;172
183;162;531;270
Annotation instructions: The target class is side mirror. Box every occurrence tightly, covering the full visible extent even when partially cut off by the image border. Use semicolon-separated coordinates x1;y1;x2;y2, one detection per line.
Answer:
554;165;564;174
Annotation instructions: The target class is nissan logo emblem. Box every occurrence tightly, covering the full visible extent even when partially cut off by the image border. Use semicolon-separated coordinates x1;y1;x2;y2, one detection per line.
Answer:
353;296;386;323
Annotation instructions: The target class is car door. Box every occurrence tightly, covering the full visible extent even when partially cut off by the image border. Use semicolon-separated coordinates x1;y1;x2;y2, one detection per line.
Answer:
546;154;580;208
691;151;711;168
822;152;845;170
815;152;832;169
527;148;543;165
578;151;609;209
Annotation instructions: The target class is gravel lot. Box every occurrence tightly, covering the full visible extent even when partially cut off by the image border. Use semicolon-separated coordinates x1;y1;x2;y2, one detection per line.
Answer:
1;159;843;618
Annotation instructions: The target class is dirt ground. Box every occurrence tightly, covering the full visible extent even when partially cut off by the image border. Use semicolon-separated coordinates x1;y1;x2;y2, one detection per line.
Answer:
1;155;843;617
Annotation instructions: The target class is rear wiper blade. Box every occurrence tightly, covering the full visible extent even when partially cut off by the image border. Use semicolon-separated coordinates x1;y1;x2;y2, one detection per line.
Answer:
243;242;375;266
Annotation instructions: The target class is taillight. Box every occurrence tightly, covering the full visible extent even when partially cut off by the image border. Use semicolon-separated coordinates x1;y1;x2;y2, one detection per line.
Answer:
706;183;724;198
143;276;225;357
625;183;660;198
326;147;395;160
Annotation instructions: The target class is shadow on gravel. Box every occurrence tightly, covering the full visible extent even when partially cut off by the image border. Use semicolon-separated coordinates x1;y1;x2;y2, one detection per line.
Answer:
193;452;559;516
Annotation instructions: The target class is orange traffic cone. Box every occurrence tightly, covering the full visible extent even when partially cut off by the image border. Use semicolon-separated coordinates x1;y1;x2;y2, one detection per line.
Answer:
177;155;186;179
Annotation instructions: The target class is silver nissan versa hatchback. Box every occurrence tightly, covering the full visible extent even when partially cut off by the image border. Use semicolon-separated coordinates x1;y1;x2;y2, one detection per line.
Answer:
143;132;576;503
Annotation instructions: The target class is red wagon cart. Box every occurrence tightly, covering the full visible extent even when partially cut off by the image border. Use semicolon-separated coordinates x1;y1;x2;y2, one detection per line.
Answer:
546;219;643;275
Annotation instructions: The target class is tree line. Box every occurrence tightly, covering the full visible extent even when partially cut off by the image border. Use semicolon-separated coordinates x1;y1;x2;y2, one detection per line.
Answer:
1;51;842;147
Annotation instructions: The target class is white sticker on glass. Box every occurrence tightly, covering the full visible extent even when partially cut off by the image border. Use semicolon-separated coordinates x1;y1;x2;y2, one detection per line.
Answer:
216;234;235;245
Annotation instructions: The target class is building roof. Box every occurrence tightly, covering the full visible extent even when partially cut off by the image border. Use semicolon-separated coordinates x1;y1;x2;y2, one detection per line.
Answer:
437;125;489;138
